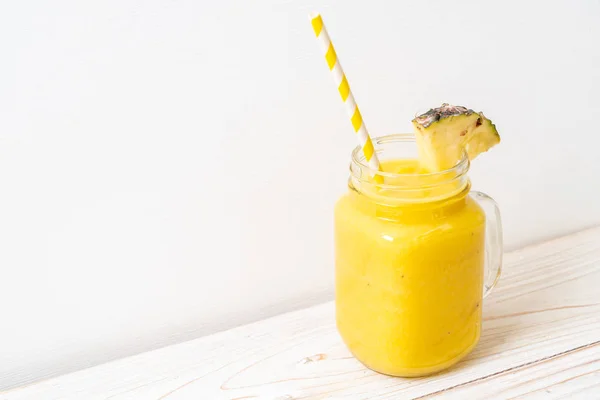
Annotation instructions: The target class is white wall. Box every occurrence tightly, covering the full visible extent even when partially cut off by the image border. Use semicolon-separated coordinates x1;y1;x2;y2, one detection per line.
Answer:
1;0;599;389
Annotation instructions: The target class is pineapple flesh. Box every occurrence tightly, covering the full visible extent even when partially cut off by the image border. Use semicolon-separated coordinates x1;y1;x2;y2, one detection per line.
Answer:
412;104;500;172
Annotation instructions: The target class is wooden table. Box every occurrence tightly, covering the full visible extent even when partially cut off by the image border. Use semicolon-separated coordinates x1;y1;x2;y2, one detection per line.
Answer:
2;228;600;399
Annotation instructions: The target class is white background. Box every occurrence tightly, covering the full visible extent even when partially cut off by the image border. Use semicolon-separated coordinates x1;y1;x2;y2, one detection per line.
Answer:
1;0;599;389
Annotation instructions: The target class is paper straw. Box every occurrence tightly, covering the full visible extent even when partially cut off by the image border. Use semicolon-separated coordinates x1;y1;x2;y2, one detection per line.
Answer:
310;12;383;179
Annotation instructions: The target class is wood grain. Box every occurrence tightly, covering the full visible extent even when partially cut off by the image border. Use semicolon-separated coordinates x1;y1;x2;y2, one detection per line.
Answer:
2;227;600;400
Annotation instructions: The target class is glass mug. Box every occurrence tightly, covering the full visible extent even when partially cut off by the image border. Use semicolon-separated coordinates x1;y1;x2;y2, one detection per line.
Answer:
334;134;502;377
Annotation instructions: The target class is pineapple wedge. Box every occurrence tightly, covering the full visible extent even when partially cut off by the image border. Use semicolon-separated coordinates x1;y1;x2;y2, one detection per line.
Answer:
412;104;500;171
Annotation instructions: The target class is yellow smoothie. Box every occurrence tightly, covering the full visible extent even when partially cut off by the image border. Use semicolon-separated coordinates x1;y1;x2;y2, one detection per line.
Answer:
334;158;486;376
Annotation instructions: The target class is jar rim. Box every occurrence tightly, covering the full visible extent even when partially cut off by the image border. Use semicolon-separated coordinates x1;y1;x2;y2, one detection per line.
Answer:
351;133;470;180
349;134;470;204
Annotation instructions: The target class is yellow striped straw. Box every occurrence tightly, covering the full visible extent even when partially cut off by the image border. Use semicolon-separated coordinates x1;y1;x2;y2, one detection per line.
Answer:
310;12;383;180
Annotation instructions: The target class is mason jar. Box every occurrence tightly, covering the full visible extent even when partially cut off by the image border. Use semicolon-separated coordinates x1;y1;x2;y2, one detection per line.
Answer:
334;134;502;377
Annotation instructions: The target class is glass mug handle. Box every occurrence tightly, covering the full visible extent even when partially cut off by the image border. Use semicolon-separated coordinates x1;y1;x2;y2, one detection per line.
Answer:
471;191;503;298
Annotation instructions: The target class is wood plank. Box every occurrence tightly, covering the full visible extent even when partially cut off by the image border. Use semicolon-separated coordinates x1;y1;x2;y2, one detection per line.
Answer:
2;227;600;400
429;342;600;399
